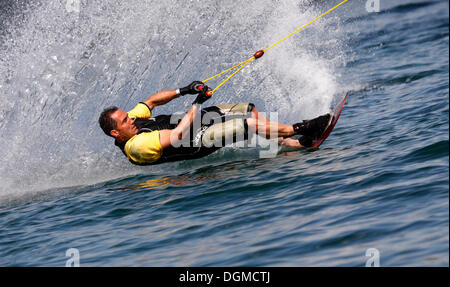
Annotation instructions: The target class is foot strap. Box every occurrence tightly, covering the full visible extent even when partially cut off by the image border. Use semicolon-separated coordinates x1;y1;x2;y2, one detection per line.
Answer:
298;136;313;147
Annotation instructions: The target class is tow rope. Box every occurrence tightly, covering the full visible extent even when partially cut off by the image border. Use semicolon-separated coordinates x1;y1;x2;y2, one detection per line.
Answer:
201;0;349;96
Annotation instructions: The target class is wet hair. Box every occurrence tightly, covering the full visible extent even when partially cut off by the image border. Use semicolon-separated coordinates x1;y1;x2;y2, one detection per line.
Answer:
99;106;119;137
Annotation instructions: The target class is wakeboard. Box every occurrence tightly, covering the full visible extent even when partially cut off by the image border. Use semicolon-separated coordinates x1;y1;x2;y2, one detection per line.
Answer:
311;93;347;148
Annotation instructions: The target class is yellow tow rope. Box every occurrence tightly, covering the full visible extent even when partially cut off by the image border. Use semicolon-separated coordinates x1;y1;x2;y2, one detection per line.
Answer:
202;0;349;95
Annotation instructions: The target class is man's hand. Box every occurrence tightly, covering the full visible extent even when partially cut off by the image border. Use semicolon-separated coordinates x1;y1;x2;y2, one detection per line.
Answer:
179;81;205;96
192;86;212;105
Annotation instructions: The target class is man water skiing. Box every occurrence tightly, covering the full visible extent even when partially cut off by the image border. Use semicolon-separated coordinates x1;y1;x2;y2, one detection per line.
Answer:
99;81;331;165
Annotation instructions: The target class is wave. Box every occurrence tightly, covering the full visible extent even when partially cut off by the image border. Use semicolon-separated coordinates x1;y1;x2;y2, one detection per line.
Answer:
403;140;449;163
380;1;440;14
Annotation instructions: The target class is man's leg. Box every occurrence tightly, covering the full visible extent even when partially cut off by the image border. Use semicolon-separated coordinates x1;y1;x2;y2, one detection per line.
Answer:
245;107;332;148
245;108;295;139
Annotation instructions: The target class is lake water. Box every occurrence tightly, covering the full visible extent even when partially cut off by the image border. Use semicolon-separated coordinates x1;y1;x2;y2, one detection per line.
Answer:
0;0;448;266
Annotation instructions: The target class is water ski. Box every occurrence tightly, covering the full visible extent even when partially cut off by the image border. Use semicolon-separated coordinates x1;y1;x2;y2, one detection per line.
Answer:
311;93;347;148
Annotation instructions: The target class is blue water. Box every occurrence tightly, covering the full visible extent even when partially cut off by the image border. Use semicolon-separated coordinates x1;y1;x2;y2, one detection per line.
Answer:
0;0;448;266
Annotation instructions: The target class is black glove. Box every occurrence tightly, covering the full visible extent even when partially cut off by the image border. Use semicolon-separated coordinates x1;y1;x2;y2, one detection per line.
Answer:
179;81;205;96
192;86;212;105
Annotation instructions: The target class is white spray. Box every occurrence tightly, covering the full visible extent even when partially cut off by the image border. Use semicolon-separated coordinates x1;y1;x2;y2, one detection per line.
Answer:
0;0;347;203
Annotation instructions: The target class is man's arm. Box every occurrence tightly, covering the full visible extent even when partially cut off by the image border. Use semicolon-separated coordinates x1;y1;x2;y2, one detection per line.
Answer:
144;81;206;111
144;90;179;111
159;87;212;149
159;104;201;149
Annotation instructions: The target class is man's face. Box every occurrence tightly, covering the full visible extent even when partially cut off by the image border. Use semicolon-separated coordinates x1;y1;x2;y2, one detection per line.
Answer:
110;109;138;141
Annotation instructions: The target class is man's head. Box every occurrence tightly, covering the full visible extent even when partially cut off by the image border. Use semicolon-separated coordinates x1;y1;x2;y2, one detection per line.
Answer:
99;106;138;142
